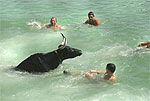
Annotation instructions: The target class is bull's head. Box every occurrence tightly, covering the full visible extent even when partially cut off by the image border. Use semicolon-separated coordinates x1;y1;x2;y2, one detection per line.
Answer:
56;33;82;60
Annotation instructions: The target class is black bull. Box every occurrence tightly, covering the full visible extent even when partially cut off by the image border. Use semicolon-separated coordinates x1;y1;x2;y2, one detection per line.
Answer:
15;46;82;73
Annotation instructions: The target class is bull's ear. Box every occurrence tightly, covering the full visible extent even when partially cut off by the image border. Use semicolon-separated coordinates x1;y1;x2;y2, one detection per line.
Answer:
58;44;65;49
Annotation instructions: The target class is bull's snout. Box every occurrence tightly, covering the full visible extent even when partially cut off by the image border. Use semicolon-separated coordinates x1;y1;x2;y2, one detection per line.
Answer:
78;50;82;56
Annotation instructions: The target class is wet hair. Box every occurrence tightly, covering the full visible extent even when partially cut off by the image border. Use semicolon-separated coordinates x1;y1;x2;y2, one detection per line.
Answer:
106;63;116;73
88;11;95;17
50;17;57;23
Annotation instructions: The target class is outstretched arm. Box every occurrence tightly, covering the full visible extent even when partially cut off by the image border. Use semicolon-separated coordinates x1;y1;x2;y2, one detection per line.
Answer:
84;20;89;24
84;72;96;79
89;70;105;74
84;70;105;79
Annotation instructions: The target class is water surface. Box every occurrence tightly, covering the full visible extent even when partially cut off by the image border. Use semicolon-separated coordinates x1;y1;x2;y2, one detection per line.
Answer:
0;0;150;101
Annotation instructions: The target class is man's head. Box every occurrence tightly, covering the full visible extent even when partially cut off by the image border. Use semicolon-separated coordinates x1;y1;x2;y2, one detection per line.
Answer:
106;63;116;74
88;12;95;19
50;17;57;25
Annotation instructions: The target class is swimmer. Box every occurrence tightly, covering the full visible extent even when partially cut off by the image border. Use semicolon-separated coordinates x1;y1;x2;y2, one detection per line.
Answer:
84;11;101;26
84;63;116;82
138;41;150;48
45;17;62;30
63;63;117;82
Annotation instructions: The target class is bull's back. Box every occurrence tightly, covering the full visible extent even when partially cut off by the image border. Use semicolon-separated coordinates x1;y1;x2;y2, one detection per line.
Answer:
15;53;48;73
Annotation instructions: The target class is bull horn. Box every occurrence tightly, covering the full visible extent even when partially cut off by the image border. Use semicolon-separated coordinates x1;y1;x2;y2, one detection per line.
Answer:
60;33;67;46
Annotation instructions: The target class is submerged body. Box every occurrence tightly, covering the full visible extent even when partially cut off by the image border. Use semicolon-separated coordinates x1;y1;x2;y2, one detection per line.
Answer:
15;34;82;73
63;63;117;82
84;11;101;26
45;17;62;30
15;46;82;73
15;52;61;73
138;41;150;48
84;70;116;82
84;63;116;82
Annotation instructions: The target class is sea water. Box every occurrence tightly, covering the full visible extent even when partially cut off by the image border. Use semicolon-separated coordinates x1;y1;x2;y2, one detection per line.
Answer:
0;0;150;101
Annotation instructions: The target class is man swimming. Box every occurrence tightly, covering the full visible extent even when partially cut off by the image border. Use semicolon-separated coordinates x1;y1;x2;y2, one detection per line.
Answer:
84;63;116;82
63;63;117;82
27;17;62;30
84;11;101;26
138;41;150;48
45;17;62;30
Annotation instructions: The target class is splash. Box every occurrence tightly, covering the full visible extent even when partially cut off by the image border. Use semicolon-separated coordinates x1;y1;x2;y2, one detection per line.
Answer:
27;19;43;29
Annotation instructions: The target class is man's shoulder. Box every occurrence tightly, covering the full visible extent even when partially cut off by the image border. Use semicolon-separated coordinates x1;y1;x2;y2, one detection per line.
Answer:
94;18;101;26
84;20;89;24
109;75;116;82
45;24;51;28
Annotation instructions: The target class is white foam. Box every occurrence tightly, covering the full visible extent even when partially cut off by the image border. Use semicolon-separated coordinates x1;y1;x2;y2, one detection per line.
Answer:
27;20;43;29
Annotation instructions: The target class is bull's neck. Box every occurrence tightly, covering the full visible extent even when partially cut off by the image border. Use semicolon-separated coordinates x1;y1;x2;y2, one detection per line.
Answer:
54;50;63;63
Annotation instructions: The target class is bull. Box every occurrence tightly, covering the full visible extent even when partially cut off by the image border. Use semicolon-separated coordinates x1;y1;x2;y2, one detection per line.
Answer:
14;33;82;73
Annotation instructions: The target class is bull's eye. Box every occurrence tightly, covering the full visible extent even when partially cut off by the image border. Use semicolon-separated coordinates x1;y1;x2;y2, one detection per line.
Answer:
71;49;75;52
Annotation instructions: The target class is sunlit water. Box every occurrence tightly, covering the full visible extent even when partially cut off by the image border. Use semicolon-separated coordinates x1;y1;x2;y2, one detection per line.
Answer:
0;0;150;101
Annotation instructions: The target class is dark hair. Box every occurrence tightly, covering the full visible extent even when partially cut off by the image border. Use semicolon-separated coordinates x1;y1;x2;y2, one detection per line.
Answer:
88;11;95;17
50;17;57;23
106;63;116;73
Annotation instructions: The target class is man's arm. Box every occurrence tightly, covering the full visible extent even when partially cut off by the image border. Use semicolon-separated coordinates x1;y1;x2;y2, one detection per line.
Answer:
109;76;117;82
95;19;101;26
84;72;96;79
84;70;105;79
89;70;105;74
84;20;89;24
57;25;62;30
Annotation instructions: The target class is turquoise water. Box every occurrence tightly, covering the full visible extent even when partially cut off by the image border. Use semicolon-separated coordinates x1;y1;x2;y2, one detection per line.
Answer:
0;0;150;101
